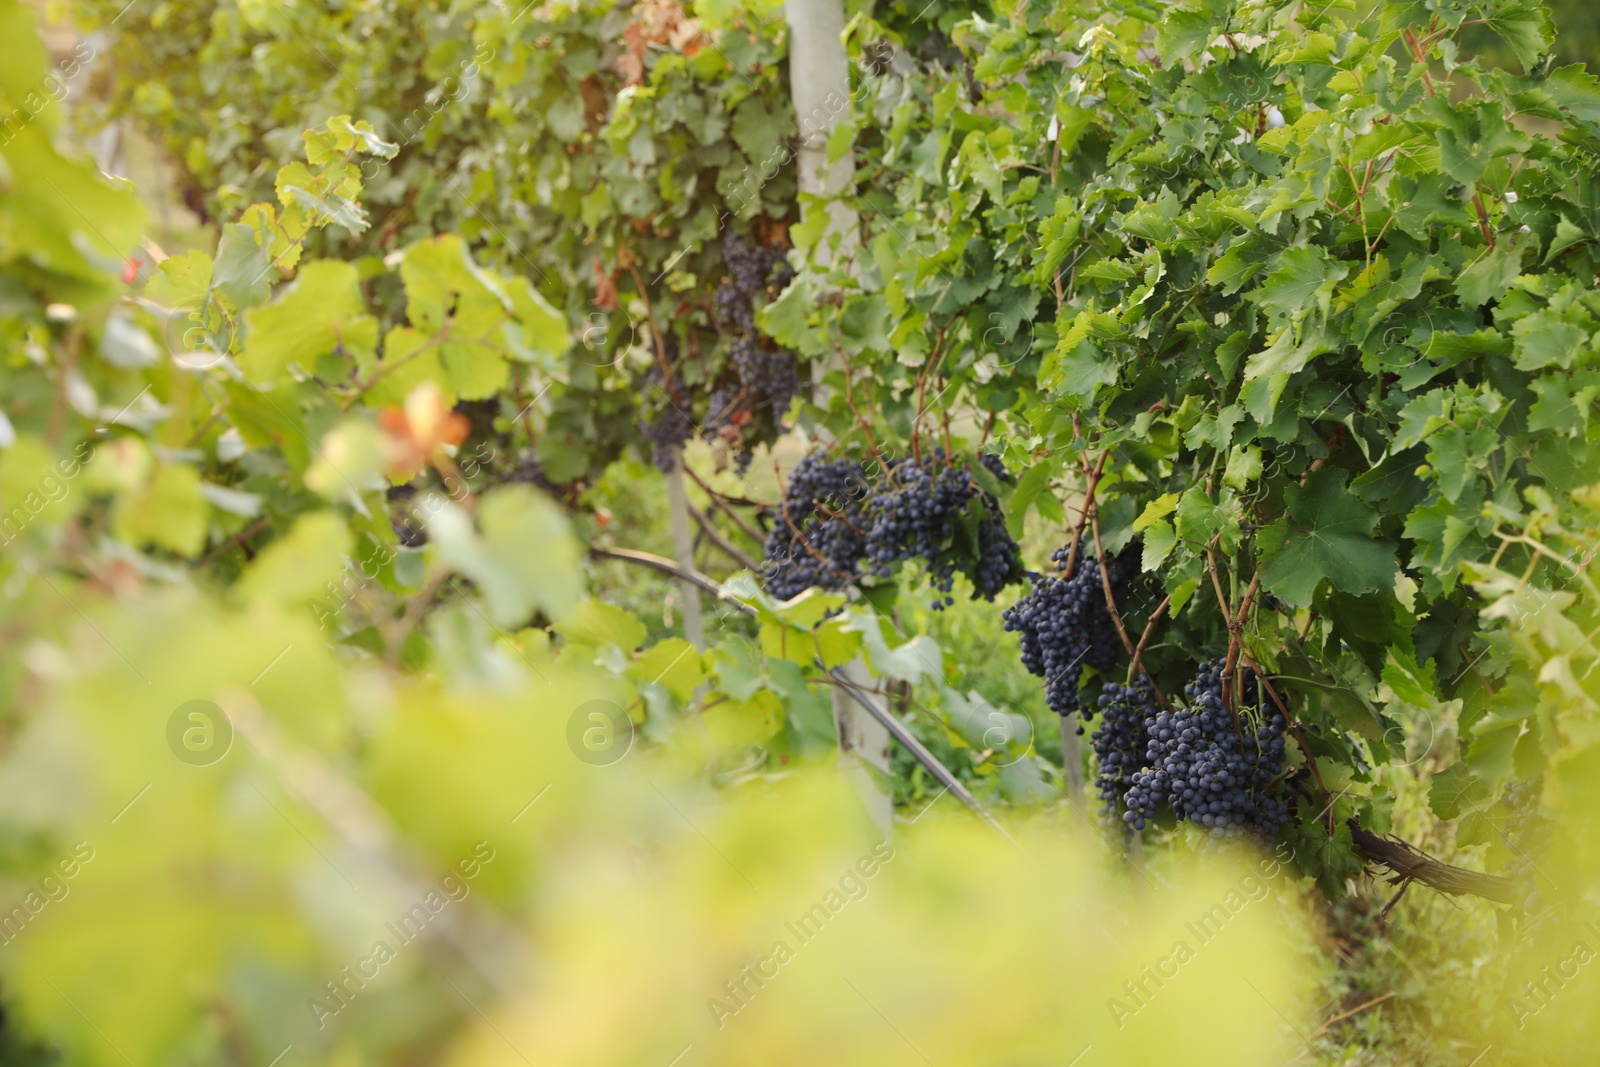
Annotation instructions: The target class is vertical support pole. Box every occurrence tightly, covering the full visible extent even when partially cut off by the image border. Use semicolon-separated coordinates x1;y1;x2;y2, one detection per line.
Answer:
665;446;705;650
1059;714;1086;811
789;0;883;831
831;657;893;833
785;0;859;268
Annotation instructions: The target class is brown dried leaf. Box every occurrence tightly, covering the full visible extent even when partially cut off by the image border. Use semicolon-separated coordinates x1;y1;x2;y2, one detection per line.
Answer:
592;257;618;312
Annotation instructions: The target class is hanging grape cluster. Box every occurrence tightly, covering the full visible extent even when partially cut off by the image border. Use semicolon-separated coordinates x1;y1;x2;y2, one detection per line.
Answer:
709;231;801;438
636;232;801;476
761;453;871;600
1092;681;1155;825
761;449;1023;606
638;343;693;474
1001;549;1126;719
1121;660;1288;837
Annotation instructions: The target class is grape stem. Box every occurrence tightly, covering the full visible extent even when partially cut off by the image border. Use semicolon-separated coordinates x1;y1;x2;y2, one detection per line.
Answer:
1246;658;1335;836
1204;543;1232;622
775;463;857;584
1221;571;1262;713
1092;510;1172;712
910;320;951;461
1062;449;1110;581
198;517;271;569
686;501;760;571
627;263;689;408
1125;593;1171;686
815;503;868;536
835;340;883;462
1201;544;1248;742
681;464;769;542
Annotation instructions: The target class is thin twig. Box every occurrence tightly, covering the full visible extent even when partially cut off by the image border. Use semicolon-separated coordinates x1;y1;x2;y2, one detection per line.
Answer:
1379;879;1413;922
1309;993;1396;1039
680;463;768;542
1402;28;1437;98
198;517;270;568
1221;571;1262;710
837;343;882;461
1091;514;1135;659
627;263;688;408
687;502;760;571
1092;512;1171;711
1247;659;1335;834
1470;195;1495;250
910;320;951;458
1063;450;1110;580
774;462;854;583
1126;593;1171;685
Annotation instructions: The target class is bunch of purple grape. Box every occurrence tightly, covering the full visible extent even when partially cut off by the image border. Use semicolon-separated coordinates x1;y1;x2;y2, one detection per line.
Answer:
709;231;803;426
761;453;870;600
860;449;1023;607
637;356;693;474
1001;549;1123;719
1122;660;1288;837
1092;681;1155;825
761;449;1023;606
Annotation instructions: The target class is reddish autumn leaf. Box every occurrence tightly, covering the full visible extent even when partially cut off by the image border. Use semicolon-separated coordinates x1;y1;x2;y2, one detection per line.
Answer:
379;382;471;478
592;257;618;312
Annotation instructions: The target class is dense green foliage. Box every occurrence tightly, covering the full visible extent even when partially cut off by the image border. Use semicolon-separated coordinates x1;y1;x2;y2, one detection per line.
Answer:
76;0;808;482
5;0;1600;1062
766;0;1600;889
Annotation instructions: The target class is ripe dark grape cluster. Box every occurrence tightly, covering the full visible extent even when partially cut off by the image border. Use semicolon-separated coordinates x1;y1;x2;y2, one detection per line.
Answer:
760;449;1023;605
710;232;803;427
1001;550;1123;719
637;340;695;473
639;396;692;473
1122;660;1288;837
761;453;870;600
1092;681;1155;823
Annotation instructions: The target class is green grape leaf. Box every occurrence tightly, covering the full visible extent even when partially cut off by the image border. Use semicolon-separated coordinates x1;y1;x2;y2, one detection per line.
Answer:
429;486;581;628
212;222;274;309
1482;3;1554;72
1259;470;1396;607
632;638;704;703
241;260;377;383
558;599;648;652
113;463;208;557
237;511;352;607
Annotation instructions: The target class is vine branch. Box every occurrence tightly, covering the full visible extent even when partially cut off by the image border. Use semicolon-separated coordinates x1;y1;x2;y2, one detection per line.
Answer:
1125;593;1171;686
1349;821;1519;907
1092;511;1172;711
1063;450;1110;580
